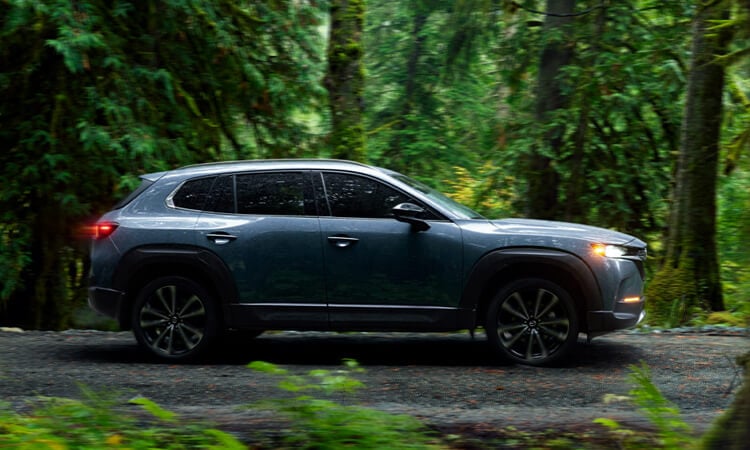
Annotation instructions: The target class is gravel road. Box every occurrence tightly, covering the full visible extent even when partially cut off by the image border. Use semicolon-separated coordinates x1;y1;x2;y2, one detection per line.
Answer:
1;328;747;438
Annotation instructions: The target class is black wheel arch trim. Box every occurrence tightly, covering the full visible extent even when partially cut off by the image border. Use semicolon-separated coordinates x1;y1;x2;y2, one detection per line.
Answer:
112;245;238;329
458;248;602;331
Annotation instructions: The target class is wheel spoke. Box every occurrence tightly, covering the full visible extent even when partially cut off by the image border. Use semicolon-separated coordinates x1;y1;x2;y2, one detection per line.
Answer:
150;325;170;350
533;289;545;317
141;305;169;321
499;324;527;347
498;323;526;334
502;293;529;320
155;286;177;315
166;326;175;354
140;318;169;329
180;322;204;339
513;292;531;318
539;324;569;341
176;324;202;350
536;292;560;318
532;331;549;359
539;317;569;327
179;295;202;316
525;330;535;359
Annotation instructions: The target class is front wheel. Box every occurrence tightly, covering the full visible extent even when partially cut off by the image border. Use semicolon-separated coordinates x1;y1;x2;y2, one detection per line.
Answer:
486;278;579;366
132;276;219;361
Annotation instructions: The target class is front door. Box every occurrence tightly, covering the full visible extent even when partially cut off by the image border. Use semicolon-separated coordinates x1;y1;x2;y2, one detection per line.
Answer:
318;172;463;329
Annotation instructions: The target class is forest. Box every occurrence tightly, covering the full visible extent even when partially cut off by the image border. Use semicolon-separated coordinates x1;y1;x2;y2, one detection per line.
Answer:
0;0;749;331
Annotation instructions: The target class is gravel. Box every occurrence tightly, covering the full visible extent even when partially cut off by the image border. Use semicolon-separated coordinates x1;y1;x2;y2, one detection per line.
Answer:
1;328;747;438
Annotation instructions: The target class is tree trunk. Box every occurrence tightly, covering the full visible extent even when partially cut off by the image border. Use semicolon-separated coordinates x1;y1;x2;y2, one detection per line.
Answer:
647;0;731;322
702;352;750;450
325;0;366;161
564;1;607;223
524;0;576;219
385;7;428;172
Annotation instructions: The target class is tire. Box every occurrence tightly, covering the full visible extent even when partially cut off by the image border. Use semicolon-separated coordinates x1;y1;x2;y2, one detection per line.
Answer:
486;278;579;366
132;276;219;361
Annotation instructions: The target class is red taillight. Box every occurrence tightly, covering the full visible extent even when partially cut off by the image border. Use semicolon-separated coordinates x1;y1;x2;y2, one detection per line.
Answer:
95;222;118;239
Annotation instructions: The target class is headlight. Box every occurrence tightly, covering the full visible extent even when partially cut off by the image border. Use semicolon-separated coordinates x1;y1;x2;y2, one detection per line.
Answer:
592;244;628;258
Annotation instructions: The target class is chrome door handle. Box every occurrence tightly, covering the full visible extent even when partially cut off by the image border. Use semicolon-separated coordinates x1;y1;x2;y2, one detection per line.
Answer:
327;236;359;248
206;232;238;245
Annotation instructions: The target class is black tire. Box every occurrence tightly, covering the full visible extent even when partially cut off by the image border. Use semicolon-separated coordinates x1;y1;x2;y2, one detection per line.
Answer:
132;276;219;361
486;278;579;366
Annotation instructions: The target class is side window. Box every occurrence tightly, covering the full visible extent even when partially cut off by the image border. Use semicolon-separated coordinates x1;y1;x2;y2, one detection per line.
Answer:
235;172;312;215
322;173;411;218
206;175;234;213
171;177;215;210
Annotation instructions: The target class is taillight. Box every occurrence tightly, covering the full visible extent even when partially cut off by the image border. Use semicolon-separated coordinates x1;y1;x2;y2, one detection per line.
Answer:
95;222;118;239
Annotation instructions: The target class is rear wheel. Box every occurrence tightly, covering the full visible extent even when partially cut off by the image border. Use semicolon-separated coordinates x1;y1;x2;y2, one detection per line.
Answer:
486;278;579;366
132;276;219;361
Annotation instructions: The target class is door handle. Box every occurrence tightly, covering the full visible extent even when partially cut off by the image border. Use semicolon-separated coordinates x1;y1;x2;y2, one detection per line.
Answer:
206;232;238;245
327;236;359;248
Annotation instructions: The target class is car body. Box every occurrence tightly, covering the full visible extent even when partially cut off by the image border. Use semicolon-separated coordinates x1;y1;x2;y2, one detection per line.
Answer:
88;159;647;365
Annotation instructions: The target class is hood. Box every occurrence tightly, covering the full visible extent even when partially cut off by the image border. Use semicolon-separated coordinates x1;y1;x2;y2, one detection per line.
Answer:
489;218;645;247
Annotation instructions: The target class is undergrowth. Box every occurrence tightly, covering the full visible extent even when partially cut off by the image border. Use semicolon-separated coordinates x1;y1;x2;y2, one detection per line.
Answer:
0;359;745;449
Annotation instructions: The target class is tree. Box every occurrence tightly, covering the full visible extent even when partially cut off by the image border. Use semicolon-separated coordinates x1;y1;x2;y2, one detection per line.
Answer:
325;0;366;161
365;0;501;190
523;0;576;219
647;0;734;322
0;0;326;329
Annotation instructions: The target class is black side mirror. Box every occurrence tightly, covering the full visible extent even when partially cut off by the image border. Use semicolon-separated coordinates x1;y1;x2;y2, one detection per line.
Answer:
392;203;430;232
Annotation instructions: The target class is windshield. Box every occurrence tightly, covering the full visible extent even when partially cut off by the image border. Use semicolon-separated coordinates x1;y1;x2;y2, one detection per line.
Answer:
389;173;485;220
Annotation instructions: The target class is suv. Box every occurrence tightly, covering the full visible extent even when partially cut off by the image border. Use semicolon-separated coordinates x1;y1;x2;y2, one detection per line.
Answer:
89;159;646;365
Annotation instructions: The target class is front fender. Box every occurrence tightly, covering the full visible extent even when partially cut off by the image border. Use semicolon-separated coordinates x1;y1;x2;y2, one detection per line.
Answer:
459;248;602;329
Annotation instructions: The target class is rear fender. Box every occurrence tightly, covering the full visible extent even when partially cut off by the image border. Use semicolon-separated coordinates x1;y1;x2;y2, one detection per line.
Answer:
112;245;237;329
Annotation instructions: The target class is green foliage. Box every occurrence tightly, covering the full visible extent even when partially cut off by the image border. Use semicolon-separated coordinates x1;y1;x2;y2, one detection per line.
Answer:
497;1;690;233
364;0;498;183
626;363;694;447
0;0;327;328
0;0;748;328
0;387;245;449
596;363;696;449
248;359;445;450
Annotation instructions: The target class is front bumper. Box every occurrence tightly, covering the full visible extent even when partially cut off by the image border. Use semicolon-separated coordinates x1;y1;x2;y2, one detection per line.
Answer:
586;297;645;337
88;287;125;321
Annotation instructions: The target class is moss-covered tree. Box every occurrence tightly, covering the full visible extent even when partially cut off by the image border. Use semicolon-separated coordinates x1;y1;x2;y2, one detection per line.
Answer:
523;0;575;219
325;0;366;161
646;0;733;323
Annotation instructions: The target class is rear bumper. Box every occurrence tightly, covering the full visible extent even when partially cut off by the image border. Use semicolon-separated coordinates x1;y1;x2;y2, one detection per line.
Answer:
88;287;125;320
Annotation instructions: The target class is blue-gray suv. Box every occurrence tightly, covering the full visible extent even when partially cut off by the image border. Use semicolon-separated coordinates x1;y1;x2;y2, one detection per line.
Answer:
89;159;646;365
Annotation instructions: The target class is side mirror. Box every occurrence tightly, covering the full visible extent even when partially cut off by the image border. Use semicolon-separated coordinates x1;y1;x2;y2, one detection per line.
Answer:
392;203;430;232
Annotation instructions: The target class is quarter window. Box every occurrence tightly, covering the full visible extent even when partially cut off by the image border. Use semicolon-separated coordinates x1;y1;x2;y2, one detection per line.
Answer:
172;177;215;210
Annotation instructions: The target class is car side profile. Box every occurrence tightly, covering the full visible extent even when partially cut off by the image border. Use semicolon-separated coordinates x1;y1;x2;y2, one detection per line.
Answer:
88;159;646;366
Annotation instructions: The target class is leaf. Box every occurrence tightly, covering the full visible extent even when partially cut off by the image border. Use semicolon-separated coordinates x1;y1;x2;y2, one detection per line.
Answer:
247;360;288;375
129;396;177;422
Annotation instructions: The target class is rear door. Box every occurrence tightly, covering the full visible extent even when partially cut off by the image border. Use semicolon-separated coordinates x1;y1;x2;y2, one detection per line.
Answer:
194;171;326;328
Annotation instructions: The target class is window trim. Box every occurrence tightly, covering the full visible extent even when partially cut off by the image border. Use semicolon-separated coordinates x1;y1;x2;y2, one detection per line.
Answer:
315;170;448;221
166;176;218;211
168;170;317;217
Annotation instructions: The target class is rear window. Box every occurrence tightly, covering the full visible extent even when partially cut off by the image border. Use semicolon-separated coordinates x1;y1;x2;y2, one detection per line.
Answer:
112;179;154;209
